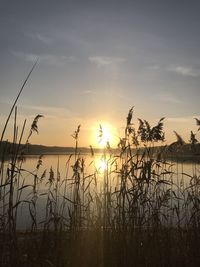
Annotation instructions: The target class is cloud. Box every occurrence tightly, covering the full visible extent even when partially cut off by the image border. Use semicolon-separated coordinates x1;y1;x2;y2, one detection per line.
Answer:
80;90;93;95
18;104;74;119
28;33;53;45
163;96;183;104
168;65;200;77
35;33;52;45
88;56;126;67
156;93;183;104
148;64;161;70
12;51;77;66
167;115;200;123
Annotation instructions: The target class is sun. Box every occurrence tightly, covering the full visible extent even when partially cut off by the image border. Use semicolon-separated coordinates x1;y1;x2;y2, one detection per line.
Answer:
91;123;118;148
97;125;111;146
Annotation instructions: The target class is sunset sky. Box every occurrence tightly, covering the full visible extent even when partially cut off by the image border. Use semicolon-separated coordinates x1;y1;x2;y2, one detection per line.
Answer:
0;0;200;147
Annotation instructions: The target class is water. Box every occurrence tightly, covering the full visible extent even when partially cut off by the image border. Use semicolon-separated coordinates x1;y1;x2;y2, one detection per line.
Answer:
1;153;200;229
1;153;109;229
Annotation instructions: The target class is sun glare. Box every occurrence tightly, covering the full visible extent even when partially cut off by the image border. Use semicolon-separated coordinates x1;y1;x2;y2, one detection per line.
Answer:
97;125;111;146
91;123;118;148
97;158;107;172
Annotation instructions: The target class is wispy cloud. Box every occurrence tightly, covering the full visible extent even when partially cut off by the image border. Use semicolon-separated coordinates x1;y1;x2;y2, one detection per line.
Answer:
168;65;200;77
167;115;200;123
12;51;77;66
19;104;74;119
88;56;126;68
35;33;52;45
80;90;93;95
156;93;183;104
148;64;161;70
28;33;53;45
163;96;183;104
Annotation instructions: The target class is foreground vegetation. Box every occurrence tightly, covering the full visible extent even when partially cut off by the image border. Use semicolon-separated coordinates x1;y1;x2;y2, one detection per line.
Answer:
1;70;200;266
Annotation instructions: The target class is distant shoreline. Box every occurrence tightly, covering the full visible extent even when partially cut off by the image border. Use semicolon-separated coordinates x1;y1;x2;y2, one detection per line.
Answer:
1;141;200;162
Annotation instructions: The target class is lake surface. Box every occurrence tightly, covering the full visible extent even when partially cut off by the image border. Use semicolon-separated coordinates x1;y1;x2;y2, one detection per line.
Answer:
1;153;200;229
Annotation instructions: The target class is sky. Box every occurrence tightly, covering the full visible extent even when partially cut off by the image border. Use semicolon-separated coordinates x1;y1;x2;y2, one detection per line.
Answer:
0;0;200;147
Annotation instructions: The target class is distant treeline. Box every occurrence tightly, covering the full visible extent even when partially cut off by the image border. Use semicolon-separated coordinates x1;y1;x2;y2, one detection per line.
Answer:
0;141;103;156
1;141;200;160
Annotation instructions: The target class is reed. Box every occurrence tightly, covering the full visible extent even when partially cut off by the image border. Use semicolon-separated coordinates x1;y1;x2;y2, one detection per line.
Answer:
1;93;200;266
